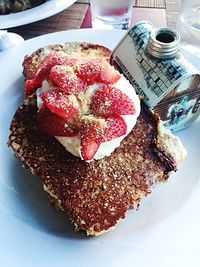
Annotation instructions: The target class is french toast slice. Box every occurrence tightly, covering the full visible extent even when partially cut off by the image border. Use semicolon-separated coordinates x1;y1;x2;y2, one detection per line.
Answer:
8;42;186;235
8;95;185;235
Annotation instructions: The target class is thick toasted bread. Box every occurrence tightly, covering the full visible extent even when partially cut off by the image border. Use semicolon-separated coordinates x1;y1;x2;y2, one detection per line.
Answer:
8;42;186;235
8;95;185;235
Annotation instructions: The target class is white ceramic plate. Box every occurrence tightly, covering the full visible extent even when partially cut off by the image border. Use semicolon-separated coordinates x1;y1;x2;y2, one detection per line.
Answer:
0;0;76;29
0;29;200;267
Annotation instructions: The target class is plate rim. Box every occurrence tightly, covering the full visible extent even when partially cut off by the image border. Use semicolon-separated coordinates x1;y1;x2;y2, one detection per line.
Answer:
1;28;200;266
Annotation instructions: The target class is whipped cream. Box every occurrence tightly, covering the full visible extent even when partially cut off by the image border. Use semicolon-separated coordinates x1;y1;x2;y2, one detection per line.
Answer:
38;74;140;161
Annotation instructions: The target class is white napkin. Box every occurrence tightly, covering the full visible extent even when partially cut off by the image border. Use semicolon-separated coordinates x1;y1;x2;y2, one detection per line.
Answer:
0;30;24;52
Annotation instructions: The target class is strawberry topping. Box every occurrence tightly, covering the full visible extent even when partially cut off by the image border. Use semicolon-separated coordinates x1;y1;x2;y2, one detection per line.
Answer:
75;57;120;85
40;90;80;120
38;108;78;137
102;116;127;142
80;115;127;160
25;53;78;96
35;53;70;81
99;59;121;84
75;57;102;85
80;116;106;161
90;86;136;118
25;79;41;97
32;52;138;161
25;55;120;97
49;65;86;94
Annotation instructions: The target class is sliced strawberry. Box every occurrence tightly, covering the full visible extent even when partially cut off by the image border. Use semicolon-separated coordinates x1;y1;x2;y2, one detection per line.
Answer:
80;115;127;160
40;90;80;120
75;57;102;85
25;52;69;96
25;79;41;97
81;140;100;161
49;65;86;94
80;116;106;160
37;108;78;137
90;86;136;118
75;57;120;85
103;116;127;142
35;53;70;81
100;59;121;84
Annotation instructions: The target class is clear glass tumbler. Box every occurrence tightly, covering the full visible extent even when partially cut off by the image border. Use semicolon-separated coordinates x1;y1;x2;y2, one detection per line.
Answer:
90;0;132;30
175;0;200;46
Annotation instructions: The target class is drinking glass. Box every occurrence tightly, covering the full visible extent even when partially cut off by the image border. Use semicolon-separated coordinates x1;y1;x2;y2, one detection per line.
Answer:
90;0;132;30
175;0;200;47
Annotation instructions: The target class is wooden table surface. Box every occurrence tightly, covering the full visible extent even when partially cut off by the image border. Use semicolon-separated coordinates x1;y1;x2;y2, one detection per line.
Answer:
5;0;166;40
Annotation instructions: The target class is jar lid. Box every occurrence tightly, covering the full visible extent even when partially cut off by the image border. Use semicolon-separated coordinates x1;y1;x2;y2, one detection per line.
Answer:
147;28;181;59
